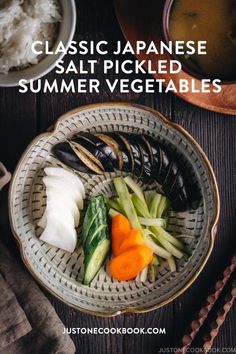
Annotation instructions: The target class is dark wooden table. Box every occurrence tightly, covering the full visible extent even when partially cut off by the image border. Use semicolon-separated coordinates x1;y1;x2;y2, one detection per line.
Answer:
0;1;236;353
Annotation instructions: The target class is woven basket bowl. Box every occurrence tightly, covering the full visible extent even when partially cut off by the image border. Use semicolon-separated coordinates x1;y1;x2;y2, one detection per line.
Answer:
9;103;219;316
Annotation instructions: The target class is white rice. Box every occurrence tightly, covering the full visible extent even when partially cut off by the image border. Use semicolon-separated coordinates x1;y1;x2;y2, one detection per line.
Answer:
0;0;61;74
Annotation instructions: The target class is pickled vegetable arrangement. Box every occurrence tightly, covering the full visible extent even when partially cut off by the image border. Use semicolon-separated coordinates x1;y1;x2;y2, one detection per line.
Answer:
37;131;201;285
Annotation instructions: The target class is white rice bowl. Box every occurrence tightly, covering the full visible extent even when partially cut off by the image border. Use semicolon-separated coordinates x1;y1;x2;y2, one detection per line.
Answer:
0;0;62;74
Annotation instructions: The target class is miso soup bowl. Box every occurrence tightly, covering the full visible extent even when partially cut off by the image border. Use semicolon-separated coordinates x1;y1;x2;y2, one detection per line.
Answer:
0;0;76;87
162;0;236;84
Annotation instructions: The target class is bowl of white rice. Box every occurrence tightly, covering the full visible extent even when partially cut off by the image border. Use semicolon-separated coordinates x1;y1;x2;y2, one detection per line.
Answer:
0;0;76;87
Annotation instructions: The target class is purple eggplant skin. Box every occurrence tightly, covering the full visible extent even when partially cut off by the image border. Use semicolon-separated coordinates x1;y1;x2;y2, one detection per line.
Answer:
106;132;134;173
142;134;195;211
119;132;143;178
171;190;189;212
77;132;119;170
143;134;174;185
136;136;152;182
72;137;114;172
142;135;162;179
159;149;186;197
159;143;201;210
52;142;92;174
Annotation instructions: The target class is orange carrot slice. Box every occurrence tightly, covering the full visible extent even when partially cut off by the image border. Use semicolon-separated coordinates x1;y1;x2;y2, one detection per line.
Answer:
112;213;131;234
118;229;144;255
112;214;131;256
110;245;153;281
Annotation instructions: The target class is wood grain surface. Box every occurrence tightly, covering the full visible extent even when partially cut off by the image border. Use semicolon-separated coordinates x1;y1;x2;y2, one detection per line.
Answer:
0;1;236;353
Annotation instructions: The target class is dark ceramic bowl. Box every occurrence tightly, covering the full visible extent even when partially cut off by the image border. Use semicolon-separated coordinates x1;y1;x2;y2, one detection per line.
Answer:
162;0;236;84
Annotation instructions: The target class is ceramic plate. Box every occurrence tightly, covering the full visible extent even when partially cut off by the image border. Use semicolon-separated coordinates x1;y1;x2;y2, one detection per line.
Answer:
9;103;219;316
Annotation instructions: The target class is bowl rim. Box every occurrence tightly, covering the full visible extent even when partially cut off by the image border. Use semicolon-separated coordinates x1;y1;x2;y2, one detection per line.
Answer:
162;0;236;85
8;102;220;317
0;0;76;87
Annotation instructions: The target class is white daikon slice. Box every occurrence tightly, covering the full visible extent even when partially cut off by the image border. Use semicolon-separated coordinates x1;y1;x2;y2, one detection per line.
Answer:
46;196;79;228
40;212;77;253
38;201;80;229
43;176;84;210
45;188;80;225
44;167;85;198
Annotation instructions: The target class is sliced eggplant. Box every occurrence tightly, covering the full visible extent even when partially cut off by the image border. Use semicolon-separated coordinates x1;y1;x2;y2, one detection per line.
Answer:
165;161;183;191
171;190;188;212
190;189;201;210
73;136;114;172
159;151;186;198
159;149;172;183
139;135;190;210
70;139;107;171
142;135;162;178
77;132;119;169
140;136;154;166
159;144;201;210
136;135;152;180
68;141;104;174
105;132;133;173
118;132;143;178
52;142;92;174
53;141;104;175
178;176;201;210
166;163;186;201
95;133;126;170
143;135;180;188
